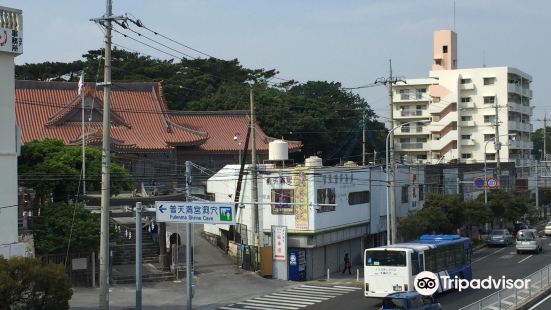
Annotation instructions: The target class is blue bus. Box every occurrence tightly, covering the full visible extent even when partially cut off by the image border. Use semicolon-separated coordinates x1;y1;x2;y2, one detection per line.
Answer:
364;235;472;298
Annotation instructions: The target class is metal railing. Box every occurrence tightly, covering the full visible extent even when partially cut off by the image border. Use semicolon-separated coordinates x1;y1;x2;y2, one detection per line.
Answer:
460;263;551;310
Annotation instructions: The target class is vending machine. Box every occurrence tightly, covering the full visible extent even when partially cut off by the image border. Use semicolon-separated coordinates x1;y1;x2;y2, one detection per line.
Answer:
288;249;306;281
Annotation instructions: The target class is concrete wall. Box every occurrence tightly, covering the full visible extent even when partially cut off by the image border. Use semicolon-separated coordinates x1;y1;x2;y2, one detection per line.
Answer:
0;51;19;246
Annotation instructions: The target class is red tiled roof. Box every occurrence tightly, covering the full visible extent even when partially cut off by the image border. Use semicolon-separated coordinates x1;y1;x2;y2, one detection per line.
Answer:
15;81;302;153
169;111;302;153
16;81;206;152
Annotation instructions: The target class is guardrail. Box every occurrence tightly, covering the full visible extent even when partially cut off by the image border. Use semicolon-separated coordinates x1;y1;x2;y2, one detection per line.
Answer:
460;263;551;310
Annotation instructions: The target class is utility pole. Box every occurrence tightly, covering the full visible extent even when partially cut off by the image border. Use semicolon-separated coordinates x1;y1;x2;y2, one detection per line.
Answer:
185;161;193;310
91;2;129;307
362;112;366;166
80;72;86;197
250;87;259;270
494;99;501;185
536;160;540;218
98;1;112;308
544;116;547;161
135;202;142;310
375;59;405;244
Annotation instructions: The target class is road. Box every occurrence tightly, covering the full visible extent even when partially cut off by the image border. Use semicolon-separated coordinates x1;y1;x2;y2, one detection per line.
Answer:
530;293;551;309
308;222;551;310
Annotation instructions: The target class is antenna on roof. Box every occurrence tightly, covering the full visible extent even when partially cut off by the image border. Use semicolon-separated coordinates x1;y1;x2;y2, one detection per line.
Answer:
453;0;456;31
482;50;486;68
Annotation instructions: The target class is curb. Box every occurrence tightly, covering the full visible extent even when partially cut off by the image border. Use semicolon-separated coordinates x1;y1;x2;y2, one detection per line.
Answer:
517;285;551;310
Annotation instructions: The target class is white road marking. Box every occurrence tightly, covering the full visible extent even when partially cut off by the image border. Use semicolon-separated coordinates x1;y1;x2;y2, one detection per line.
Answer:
253;297;315;305
219;307;240;310
529;292;551;310
280;291;335;298
300;285;355;291
269;292;328;301
334;285;362;290
242;305;288;310
473;247;507;263
288;288;342;296
238;300;302;309
518;255;533;263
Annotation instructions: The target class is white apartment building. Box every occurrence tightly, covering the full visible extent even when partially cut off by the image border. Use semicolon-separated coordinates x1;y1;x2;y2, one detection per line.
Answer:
393;30;533;172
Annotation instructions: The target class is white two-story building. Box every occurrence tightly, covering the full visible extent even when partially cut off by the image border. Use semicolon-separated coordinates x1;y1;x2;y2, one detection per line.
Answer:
205;156;425;280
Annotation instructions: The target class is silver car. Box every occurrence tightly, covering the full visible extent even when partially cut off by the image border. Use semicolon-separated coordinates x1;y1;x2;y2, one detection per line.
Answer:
486;229;514;247
516;229;543;254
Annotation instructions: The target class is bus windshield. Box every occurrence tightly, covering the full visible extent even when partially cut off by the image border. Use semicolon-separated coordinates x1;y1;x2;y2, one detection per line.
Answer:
365;250;407;267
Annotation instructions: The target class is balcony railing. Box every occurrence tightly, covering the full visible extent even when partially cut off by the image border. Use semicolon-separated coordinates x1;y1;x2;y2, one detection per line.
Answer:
0;7;22;30
400;142;424;149
459;121;475;127
459;83;475;90
460;102;475;109
400;110;424;117
461;139;475;146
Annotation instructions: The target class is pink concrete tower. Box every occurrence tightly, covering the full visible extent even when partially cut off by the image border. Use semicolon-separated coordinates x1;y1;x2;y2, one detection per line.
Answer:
432;30;457;71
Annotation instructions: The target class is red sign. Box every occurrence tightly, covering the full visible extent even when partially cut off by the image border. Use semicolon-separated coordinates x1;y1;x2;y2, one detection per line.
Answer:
486;177;498;188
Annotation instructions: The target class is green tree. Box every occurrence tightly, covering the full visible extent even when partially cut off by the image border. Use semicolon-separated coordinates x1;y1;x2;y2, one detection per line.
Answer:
18;139;133;211
33;202;100;254
0;256;72;309
531;126;550;159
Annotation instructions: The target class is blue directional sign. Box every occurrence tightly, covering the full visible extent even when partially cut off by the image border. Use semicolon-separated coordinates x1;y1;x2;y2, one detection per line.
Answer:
155;201;235;224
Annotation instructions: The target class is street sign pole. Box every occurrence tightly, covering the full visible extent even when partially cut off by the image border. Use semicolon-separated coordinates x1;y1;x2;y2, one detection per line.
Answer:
135;202;142;310
185;160;192;310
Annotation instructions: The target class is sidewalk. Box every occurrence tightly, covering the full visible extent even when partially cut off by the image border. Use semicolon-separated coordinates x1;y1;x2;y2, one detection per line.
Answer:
70;224;295;309
306;268;364;288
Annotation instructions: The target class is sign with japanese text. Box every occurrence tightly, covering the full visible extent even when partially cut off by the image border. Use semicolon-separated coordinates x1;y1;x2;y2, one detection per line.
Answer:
0;28;23;54
272;226;287;261
155;201;235;224
293;167;309;230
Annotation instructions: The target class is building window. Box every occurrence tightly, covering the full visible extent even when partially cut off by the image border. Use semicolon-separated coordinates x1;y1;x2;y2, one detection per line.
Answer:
461;97;471;103
401;186;409;203
316;188;336;213
418;154;427;160
400;138;410;143
486;153;496;160
484;115;496;123
400;89;410;100
349;191;370;205
461;134;471;140
484;134;496;141
435;59;442;65
484;77;496;85
461;153;472;159
461;116;472;121
271;189;294;215
416;88;426;100
484;96;496;104
419;185;424;201
460;78;472;84
432;97;441;103
443;45;448;53
416;137;427;143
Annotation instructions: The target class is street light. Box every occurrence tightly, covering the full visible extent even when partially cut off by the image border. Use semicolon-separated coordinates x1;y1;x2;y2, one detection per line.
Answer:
484;133;517;205
234;133;242;165
385;119;430;245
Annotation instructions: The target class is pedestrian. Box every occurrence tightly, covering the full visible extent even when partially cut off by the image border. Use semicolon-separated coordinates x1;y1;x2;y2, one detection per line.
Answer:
342;253;351;275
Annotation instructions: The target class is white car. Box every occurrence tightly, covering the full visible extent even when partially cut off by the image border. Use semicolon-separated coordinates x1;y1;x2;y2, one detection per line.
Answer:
545;222;551;236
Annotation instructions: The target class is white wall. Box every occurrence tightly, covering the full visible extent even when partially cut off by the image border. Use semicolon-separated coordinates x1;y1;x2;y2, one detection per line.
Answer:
0;52;19;246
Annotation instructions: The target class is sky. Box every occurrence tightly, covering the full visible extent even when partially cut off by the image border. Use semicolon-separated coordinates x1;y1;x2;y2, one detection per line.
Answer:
3;0;550;127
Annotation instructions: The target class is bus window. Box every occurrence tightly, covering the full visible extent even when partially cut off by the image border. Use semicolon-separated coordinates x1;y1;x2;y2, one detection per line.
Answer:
411;253;419;275
365;250;407;267
419;253;425;271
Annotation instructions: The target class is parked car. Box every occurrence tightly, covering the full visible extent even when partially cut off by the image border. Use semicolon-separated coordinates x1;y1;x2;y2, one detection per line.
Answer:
380;292;441;310
516;229;543;254
544;222;551;236
486;229;514;247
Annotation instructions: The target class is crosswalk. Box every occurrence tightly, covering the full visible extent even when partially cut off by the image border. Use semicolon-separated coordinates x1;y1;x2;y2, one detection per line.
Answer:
219;285;361;310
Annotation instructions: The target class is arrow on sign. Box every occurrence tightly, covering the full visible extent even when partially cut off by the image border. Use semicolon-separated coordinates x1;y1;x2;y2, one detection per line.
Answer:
158;205;167;213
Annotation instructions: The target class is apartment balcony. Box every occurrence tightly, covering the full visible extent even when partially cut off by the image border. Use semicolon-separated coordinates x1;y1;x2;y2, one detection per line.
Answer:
460;102;475;109
508;102;532;115
459;120;475;127
397;126;428;135
508;121;533;132
461;139;475;146
508;84;532;98
459;83;475;90
509;140;521;149
397;142;425;150
399;110;426;117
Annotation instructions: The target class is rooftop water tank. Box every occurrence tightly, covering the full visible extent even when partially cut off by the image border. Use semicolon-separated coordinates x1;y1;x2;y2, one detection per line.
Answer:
269;139;289;161
305;156;323;168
